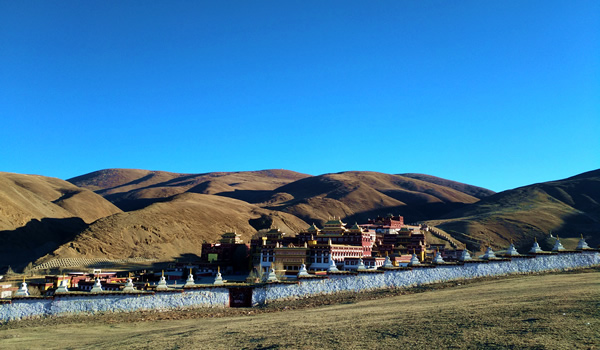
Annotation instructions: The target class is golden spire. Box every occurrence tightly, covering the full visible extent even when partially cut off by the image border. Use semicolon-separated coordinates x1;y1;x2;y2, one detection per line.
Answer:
218;266;220;273
189;268;192;275
534;237;537;243
161;270;164;277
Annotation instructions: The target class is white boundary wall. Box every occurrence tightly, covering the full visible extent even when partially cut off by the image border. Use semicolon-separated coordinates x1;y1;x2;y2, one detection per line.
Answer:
254;252;600;304
1;252;598;321
0;288;229;321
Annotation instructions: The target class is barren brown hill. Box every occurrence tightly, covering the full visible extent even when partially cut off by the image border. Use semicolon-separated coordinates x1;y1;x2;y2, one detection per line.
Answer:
399;173;496;199
239;171;483;225
0;172;122;270
35;193;308;265
0;172;122;229
68;169;311;211
427;169;600;253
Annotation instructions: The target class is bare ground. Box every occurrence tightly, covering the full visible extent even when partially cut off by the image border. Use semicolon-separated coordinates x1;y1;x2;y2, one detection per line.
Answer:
0;268;598;349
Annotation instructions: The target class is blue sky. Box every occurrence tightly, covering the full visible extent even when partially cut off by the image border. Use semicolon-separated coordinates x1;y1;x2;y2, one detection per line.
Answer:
1;1;598;192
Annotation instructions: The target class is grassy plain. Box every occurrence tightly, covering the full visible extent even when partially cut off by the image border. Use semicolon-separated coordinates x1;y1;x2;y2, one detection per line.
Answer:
1;270;598;349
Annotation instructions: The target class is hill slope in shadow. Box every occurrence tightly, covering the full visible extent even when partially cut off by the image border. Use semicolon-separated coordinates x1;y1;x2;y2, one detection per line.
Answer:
0;172;122;269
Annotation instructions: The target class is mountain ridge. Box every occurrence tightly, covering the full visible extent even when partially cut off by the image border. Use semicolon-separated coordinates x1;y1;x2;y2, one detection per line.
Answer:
1;167;597;271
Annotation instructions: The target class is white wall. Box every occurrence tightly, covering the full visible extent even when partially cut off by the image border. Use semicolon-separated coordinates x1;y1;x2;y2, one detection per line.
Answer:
1;252;598;321
0;288;229;322
256;252;600;304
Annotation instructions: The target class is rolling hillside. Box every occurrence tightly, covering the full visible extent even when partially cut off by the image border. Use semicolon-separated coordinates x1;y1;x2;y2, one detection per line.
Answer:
35;193;308;264
427;169;600;252
69;169;311;211
2;167;597;271
0;172;122;269
248;171;483;225
399;173;495;199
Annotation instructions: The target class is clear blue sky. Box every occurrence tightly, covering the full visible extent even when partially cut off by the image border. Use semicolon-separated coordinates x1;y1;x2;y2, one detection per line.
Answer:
1;1;598;192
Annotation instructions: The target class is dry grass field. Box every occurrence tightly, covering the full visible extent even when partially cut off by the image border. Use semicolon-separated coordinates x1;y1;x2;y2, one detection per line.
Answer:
1;269;598;349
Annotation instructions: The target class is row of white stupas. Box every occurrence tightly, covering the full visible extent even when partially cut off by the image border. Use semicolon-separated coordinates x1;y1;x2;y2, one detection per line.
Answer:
14;268;227;296
12;236;593;296
320;235;593;269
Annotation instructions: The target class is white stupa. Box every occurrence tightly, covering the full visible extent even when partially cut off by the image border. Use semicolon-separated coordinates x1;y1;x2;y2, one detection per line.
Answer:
123;278;136;292
459;249;472;261
14;278;29;297
356;258;367;271
156;271;169;290
55;277;69;293
184;269;195;287
297;263;310;277
576;235;590;250
433;250;445;264
382;255;394;268
505;242;520;256
213;266;225;285
408;251;421;266
529;238;544;254
481;246;496;260
327;253;340;273
552;236;565;252
91;278;103;293
266;267;278;283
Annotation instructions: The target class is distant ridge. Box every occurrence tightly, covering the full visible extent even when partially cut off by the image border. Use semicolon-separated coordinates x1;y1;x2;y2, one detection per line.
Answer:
263;171;482;224
2;166;597;271
69;168;311;211
399;173;495;199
